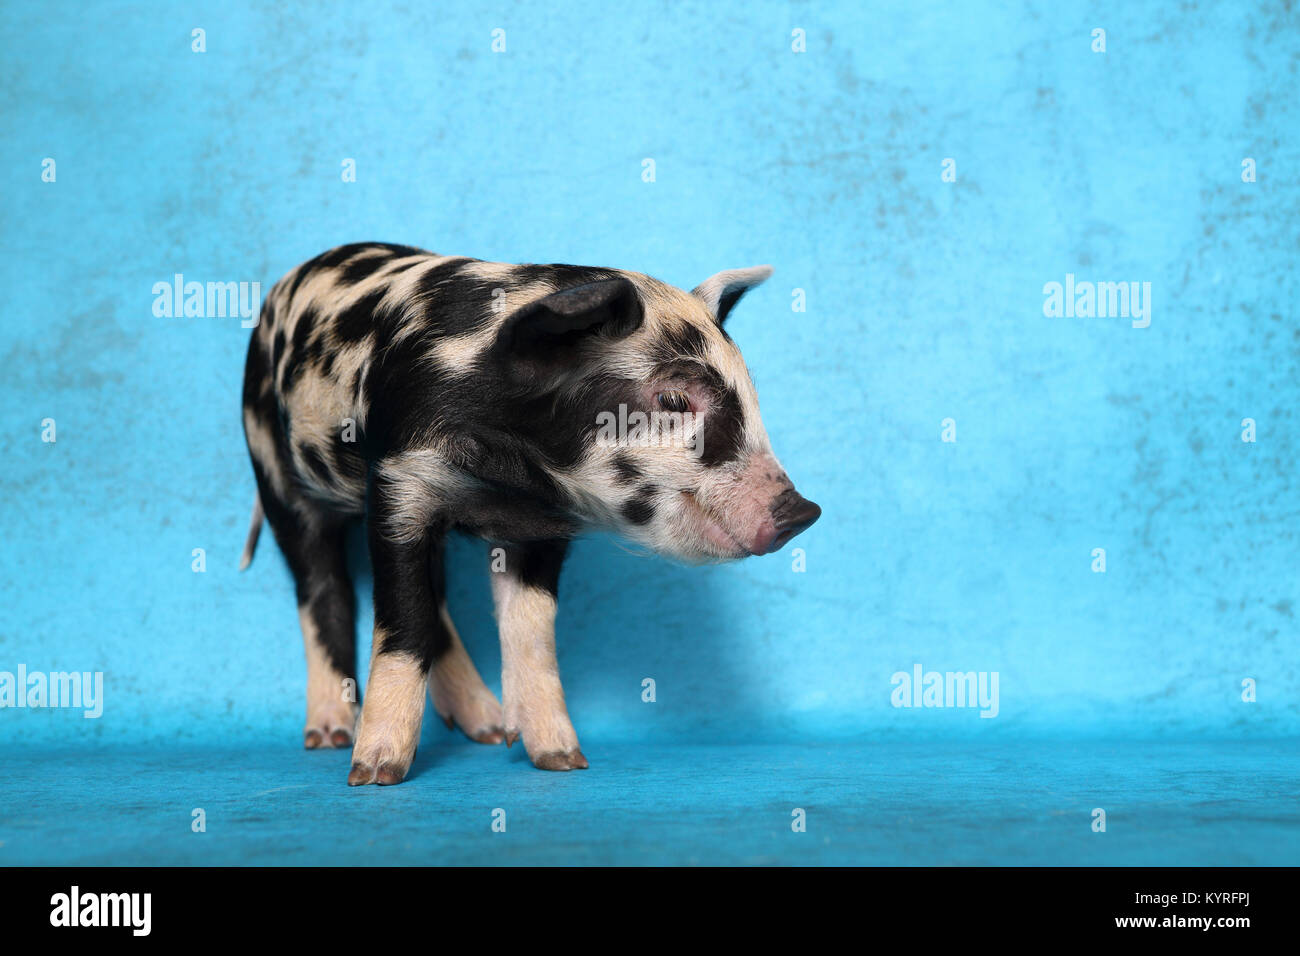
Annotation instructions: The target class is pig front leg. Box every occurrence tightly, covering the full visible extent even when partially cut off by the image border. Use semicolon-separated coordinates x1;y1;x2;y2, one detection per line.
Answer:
348;496;448;786
490;540;588;771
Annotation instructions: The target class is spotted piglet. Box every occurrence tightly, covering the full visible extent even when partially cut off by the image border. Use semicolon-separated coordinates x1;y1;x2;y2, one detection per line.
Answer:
240;243;821;784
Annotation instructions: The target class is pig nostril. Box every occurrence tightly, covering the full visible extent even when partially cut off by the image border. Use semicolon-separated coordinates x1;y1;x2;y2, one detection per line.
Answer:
767;497;821;553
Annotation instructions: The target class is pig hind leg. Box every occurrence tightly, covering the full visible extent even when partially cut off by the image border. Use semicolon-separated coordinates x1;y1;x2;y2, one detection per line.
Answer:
244;314;357;748
250;457;360;749
427;596;506;744
289;518;360;749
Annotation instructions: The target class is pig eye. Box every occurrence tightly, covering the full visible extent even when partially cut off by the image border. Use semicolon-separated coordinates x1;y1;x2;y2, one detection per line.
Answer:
656;390;691;413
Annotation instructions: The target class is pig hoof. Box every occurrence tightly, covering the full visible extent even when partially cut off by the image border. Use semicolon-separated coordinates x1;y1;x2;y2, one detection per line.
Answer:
505;729;520;748
304;702;358;750
438;711;505;745
304;723;353;750
431;680;506;746
348;757;412;786
533;749;589;772
347;761;406;786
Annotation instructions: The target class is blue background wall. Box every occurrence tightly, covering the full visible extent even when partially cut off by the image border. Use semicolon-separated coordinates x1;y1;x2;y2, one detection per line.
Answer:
1;1;1296;865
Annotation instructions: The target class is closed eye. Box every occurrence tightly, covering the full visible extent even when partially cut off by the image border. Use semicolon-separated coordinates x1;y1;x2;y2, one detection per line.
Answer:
656;390;691;413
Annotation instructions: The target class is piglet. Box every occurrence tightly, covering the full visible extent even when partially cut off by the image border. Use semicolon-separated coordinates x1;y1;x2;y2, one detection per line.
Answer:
240;244;820;782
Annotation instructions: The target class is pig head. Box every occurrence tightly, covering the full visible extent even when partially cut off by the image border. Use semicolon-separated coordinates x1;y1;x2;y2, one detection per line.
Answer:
467;263;822;563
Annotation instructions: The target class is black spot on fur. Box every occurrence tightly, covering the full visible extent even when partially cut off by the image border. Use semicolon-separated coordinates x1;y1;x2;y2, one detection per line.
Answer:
299;442;334;485
317;243;376;269
285;264;314;302
700;381;744;467
509;539;569;597
414;257;476;301
280;308;317;389
384;258;423;277
611;453;642;484
622;487;658;525
335;287;390;343
339;253;396;285
652;322;710;364
271;329;286;372
304;327;326;367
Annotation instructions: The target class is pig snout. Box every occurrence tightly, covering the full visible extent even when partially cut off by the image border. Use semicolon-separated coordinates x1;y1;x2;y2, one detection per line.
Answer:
728;455;821;555
753;487;821;554
691;454;821;558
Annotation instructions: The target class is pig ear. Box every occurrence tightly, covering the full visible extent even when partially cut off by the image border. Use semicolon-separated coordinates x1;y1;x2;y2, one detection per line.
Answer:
691;265;773;324
493;278;644;362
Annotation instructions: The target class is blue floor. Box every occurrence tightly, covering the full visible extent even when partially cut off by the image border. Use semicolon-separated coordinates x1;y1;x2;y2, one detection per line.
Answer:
3;738;1295;866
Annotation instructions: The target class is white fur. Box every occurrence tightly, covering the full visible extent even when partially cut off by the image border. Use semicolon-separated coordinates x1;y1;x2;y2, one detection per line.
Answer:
427;604;505;742
350;633;427;780
490;570;583;764
373;448;477;541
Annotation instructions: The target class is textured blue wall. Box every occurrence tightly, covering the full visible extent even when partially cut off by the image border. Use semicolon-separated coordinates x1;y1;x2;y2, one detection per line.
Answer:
2;0;1296;753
